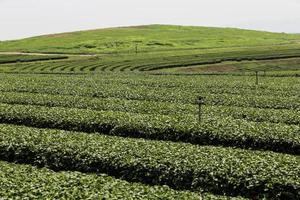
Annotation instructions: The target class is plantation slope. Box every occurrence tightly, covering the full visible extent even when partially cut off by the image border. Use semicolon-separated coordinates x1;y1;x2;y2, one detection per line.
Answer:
0;161;210;199
0;124;298;199
1;25;300;54
0;103;299;154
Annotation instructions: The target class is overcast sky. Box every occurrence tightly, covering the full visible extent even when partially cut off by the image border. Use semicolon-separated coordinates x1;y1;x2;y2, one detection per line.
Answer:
1;0;300;40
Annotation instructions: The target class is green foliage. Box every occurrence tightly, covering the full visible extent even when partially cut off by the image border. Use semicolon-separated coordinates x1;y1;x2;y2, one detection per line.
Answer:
0;25;299;200
0;103;299;154
1;91;300;125
1;25;300;74
0;73;299;155
1;46;300;73
1;25;300;54
160;57;300;75
0;124;299;199
0;54;68;64
0;73;299;108
0;161;210;200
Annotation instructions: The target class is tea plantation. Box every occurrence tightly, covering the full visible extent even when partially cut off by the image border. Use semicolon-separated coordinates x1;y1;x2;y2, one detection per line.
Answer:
0;25;299;199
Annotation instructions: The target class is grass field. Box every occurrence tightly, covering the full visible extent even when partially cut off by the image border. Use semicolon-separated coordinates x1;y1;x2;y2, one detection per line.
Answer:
0;25;299;199
1;25;300;54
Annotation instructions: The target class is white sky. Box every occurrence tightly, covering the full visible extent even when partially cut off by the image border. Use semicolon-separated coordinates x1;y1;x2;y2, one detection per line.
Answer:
0;0;300;40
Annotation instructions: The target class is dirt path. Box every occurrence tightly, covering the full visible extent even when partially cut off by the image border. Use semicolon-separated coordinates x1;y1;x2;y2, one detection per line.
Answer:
0;52;96;57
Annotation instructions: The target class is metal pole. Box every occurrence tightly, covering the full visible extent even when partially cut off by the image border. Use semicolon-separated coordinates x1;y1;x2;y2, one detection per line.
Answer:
198;103;201;123
255;71;258;85
197;96;204;123
135;44;138;54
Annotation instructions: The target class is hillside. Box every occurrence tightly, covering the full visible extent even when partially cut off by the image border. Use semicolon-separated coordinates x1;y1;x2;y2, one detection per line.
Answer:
0;25;300;199
1;24;300;54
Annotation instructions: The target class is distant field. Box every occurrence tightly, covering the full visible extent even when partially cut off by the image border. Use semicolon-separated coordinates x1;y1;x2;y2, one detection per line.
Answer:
0;25;299;199
1;50;300;76
0;54;68;64
157;57;300;76
1;25;300;75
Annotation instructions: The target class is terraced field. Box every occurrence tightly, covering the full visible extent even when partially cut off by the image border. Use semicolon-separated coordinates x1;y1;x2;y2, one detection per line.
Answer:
0;25;299;199
1;45;300;75
0;72;299;199
0;54;68;64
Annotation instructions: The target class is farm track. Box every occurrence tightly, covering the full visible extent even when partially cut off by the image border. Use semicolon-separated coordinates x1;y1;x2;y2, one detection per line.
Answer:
0;51;96;57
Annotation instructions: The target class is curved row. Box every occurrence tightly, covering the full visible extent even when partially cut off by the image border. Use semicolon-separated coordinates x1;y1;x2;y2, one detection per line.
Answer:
0;124;298;199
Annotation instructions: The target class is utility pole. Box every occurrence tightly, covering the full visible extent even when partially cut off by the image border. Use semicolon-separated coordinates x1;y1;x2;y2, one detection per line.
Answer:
255;71;259;85
133;40;142;54
135;43;138;54
196;96;205;123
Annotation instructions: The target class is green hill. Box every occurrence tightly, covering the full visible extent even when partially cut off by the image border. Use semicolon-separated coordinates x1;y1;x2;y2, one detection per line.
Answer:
1;25;300;200
1;24;300;54
1;25;300;74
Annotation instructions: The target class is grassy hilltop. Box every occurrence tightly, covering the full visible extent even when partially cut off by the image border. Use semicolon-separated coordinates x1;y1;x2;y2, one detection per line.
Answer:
1;25;300;74
1;24;300;54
